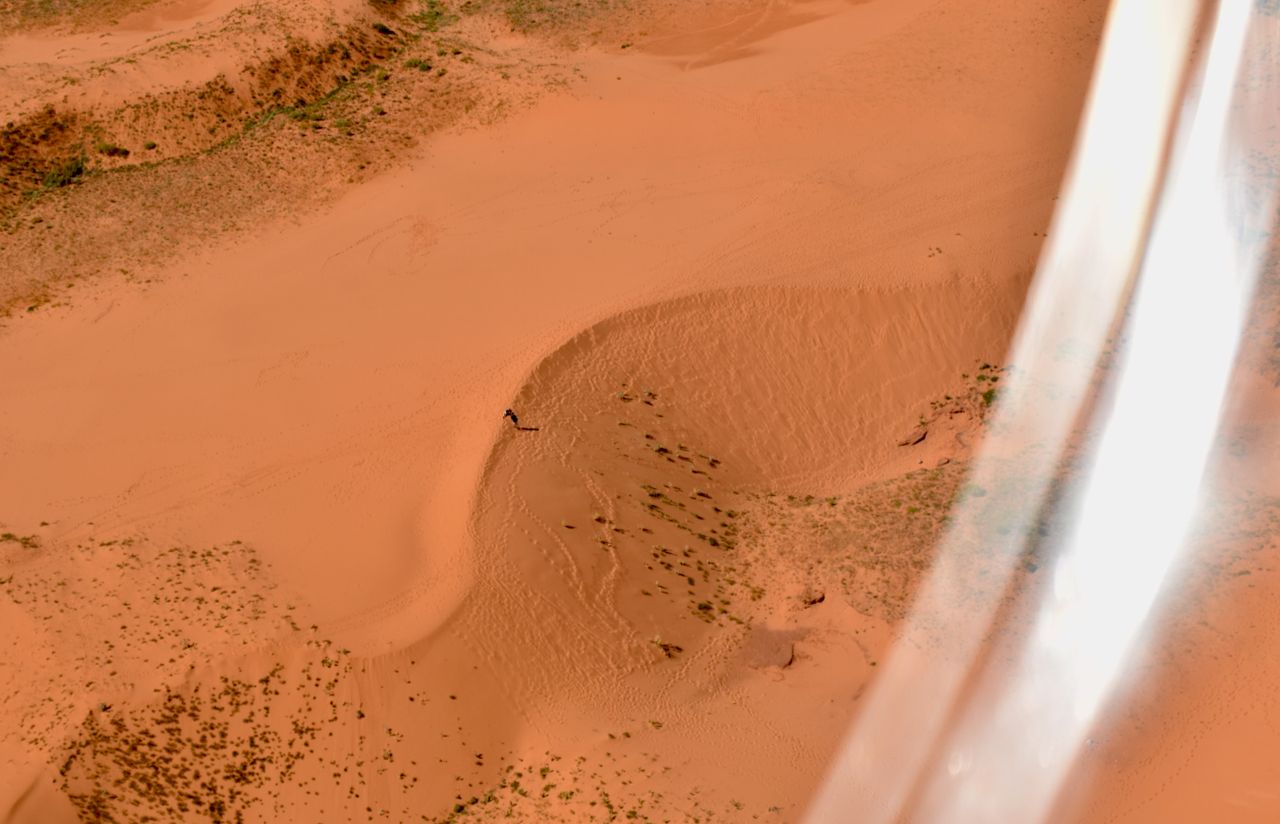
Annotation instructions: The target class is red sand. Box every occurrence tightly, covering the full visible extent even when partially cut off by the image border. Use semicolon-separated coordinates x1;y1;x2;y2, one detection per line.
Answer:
2;0;1277;821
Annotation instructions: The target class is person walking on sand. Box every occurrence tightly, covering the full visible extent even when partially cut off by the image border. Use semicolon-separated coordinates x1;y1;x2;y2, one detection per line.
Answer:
503;408;519;429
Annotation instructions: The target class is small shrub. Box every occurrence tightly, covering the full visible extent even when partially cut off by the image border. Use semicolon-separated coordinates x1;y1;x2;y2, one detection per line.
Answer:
42;155;85;188
372;22;396;36
412;0;457;31
95;141;129;158
651;637;682;658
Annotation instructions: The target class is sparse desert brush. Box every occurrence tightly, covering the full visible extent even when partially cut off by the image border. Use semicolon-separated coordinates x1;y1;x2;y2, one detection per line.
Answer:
412;0;457;32
0;532;40;548
650;637;682;658
95;141;129;158
42;155;86;189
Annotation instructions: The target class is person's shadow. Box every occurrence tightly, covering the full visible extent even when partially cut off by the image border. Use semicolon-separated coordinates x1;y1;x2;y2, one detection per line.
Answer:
515;425;540;432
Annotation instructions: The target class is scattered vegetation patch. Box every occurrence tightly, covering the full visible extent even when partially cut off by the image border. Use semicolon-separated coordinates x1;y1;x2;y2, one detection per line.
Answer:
94;141;129;158
0;532;40;549
41;155;86;189
412;0;459;31
651;637;683;658
925;362;1009;421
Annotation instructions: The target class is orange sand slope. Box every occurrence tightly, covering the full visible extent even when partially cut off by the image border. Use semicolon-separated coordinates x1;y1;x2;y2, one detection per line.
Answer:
3;0;1278;820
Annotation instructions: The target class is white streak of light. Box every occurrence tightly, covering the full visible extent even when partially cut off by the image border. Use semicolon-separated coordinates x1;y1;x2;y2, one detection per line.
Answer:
803;2;1200;820
915;2;1271;820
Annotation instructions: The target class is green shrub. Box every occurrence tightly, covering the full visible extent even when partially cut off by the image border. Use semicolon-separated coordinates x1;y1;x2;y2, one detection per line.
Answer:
95;141;129;158
42;155;85;188
412;0;457;31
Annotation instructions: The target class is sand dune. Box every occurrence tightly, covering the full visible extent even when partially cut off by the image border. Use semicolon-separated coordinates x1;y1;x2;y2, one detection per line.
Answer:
447;285;1008;816
3;0;1278;820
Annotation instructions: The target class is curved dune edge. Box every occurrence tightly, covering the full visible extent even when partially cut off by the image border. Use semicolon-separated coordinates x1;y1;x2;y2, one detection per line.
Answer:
498;280;1023;486
327;279;1023;652
422;282;1012;816
14;282;1013;822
